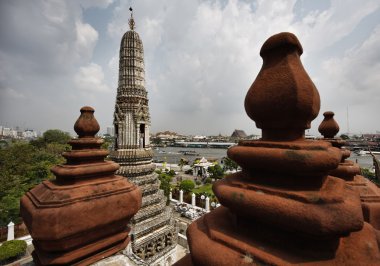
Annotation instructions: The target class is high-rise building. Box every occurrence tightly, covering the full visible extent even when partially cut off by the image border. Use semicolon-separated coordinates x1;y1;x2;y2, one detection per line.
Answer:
106;126;114;137
109;8;178;265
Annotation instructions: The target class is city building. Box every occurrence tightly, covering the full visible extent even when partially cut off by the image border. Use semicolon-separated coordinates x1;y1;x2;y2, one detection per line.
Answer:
230;129;247;140
1;127;17;138
109;9;178;266
106;126;115;137
22;129;37;139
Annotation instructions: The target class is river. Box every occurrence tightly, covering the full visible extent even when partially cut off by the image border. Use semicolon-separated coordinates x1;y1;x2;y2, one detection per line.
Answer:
153;146;378;169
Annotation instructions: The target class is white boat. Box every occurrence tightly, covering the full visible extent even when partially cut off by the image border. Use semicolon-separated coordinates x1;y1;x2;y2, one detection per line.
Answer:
356;150;380;156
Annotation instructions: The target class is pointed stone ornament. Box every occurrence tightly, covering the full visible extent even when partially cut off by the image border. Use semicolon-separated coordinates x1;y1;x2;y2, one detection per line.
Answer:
318;111;339;139
245;33;320;141
181;33;380;266
73;106;100;138
319;111;380;231
21;107;141;266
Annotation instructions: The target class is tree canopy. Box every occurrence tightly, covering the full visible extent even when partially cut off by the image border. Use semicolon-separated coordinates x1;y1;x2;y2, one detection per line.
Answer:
30;129;71;148
0;131;68;226
179;180;195;193
223;157;239;171
207;164;224;179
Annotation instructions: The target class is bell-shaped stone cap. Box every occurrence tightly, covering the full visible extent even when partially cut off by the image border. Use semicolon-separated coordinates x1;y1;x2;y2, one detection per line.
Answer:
74;106;100;138
319;111;340;138
245;32;320;141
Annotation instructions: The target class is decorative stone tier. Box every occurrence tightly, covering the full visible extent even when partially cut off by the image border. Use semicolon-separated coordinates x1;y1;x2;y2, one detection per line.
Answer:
133;208;172;238
141;190;165;208
128;172;158;186
133;198;166;223
21;107;141;266
139;181;160;195
110;149;154;161
133;224;177;262
187;207;379;265
117;164;156;178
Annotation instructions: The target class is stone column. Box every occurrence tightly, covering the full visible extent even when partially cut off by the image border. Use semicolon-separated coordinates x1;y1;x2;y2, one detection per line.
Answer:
179;190;183;203
21;107;141;266
191;193;196;207
205;197;210;212
184;32;380;265
7;221;14;241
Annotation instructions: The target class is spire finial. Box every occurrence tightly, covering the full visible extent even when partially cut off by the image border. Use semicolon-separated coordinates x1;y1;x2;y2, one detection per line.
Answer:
129;7;135;30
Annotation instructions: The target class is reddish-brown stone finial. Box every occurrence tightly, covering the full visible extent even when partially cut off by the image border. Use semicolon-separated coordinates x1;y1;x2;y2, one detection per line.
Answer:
245;32;320;141
319;111;380;231
318;111;358;180
21;107;141;265
74;106;100;138
318;111;339;138
183;33;380;266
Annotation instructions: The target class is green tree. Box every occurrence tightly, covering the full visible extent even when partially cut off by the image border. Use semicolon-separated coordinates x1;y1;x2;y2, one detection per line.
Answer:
340;134;349;140
158;173;173;204
31;129;71;148
223;157;238;171
207;164;224;179
178;158;188;171
361;167;379;185
179;180;195;193
101;135;114;150
0;138;66;226
43;129;71;144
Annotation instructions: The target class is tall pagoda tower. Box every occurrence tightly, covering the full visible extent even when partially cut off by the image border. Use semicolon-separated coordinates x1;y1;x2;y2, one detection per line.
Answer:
110;8;178;265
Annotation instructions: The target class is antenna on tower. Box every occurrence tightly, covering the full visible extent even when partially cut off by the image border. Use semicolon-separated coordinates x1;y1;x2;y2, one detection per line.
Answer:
346;106;350;136
128;6;135;30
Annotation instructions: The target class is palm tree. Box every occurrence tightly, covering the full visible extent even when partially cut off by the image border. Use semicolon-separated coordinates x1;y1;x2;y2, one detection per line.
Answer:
178;158;188;172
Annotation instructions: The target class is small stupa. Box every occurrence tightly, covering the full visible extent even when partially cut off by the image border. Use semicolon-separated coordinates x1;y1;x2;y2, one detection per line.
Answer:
181;32;380;265
21;106;141;265
319;111;380;230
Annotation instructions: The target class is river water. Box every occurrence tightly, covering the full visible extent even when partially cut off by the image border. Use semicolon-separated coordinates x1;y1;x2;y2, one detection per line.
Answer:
153;146;378;169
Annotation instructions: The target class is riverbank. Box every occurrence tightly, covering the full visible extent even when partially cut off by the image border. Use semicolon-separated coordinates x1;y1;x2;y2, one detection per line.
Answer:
153;146;378;169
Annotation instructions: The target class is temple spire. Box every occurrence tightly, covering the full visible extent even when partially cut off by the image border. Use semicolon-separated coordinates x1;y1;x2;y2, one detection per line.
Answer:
129;7;135;30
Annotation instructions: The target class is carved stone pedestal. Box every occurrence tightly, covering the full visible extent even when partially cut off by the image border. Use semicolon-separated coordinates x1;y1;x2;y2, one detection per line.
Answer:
21;107;141;265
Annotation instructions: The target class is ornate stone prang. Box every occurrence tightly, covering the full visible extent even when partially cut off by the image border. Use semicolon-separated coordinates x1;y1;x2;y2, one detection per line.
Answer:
184;32;380;266
110;8;178;265
21;107;142;266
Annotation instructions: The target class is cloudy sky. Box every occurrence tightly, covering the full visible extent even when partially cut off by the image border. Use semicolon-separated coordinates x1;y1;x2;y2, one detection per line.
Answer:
0;0;379;137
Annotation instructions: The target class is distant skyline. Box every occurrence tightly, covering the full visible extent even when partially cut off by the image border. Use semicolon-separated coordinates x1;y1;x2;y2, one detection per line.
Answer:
1;0;379;136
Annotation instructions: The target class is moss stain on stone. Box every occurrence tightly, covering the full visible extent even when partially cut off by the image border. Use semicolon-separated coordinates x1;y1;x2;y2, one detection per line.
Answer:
284;150;311;161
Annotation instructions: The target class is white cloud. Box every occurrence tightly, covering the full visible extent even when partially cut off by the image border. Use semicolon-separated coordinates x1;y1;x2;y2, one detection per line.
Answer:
294;0;379;53
0;0;105;132
75;20;99;61
1;0;380;135
0;87;25;99
103;0;380;135
75;63;110;92
79;0;114;9
315;24;380;133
